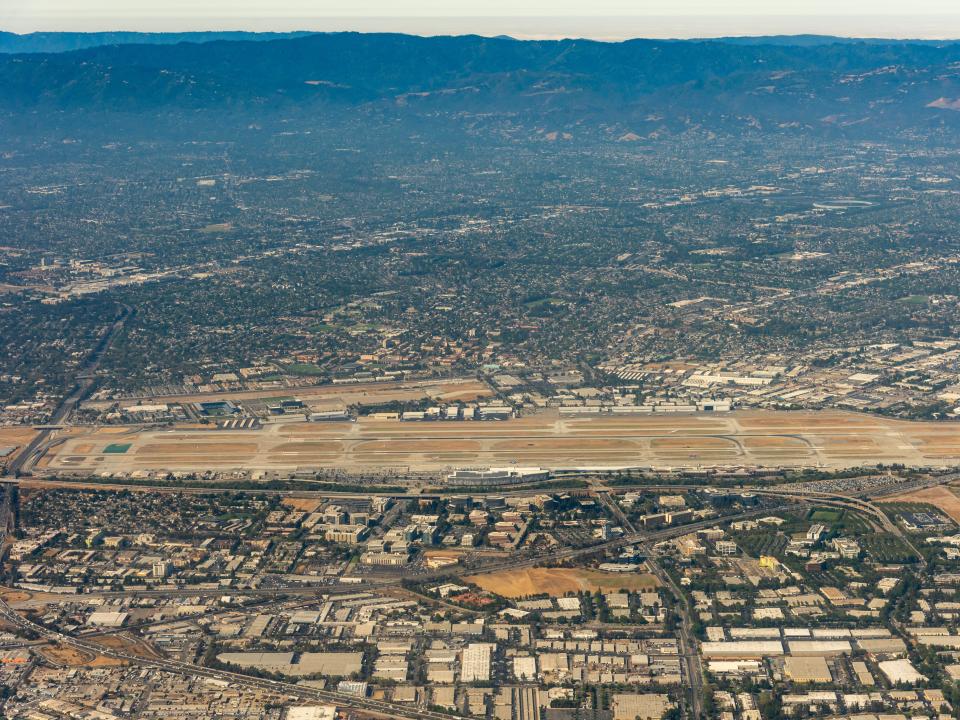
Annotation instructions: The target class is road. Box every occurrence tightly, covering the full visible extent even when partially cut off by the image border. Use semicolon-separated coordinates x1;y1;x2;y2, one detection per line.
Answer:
0;597;479;720
1;466;953;717
641;542;704;719
7;303;132;477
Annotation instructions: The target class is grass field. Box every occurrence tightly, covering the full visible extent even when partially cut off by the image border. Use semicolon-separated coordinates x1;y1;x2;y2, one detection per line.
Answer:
102;443;132;454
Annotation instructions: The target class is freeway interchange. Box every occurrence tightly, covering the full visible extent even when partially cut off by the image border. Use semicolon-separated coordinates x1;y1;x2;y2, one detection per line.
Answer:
0;469;944;720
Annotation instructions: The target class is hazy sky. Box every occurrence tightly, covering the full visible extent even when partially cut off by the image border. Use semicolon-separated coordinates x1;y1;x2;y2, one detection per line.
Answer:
5;0;960;38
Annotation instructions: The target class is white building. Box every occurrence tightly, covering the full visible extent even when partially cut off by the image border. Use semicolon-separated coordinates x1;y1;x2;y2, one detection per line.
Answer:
715;540;738;556
461;643;494;682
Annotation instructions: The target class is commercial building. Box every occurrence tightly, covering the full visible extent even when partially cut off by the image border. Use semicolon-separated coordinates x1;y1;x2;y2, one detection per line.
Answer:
217;652;363;677
446;467;549;487
611;693;674;720
461;643;494;682
325;525;368;545
786;640;851;657
715;540;738;556
783;656;832;683
831;538;861;559
360;551;409;566
701;641;784;659
87;611;129;628
878;658;927;686
286;707;338;720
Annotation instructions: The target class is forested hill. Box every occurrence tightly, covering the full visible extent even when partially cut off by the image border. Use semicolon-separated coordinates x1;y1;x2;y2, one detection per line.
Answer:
3;32;960;136
0;30;312;53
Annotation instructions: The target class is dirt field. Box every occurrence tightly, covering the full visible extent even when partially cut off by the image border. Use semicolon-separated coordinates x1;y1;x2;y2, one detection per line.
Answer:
466;567;660;598
38;644;103;667
0;427;40;461
40;409;960;474
0;589;31;603
93;633;161;660
880;485;960;523
282;497;323;512
0;427;40;445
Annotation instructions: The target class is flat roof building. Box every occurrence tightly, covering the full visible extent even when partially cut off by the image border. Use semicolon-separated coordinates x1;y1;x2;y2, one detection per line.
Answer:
461;643;494;683
783;656;832;683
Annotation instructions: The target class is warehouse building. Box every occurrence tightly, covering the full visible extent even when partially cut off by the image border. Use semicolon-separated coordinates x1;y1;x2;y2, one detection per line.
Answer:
217;651;363;677
787;640;851;657
701;641;784;659
783;656;832;683
878;658;927;686
611;693;674;720
461;643;494;683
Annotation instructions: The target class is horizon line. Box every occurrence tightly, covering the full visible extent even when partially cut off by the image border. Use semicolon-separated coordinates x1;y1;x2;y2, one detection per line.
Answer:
5;15;960;41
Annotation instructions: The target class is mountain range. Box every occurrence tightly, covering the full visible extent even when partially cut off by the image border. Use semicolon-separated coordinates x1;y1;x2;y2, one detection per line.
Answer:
2;32;960;136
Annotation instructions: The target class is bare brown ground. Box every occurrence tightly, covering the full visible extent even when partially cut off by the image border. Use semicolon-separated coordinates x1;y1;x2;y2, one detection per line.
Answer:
0;427;40;445
270;441;344;453
423;453;483;461
908;430;960;458
93;378;492;409
44;410;959;472
359;428;556;438
742;436;809;449
349;454;420;464
134;455;257;464
279;424;355;436
353;439;481;452
735;411;888;430
489;453;639;462
162;433;263;440
567;419;729;431
86;655;129;667
492;438;639;452
93;633;161;660
816;435;883;451
266;455;339;463
651;436;735;449
437;390;494;402
466;567;659;598
282;498;323;512
880;485;960;523
137;442;258;454
38;644;103;666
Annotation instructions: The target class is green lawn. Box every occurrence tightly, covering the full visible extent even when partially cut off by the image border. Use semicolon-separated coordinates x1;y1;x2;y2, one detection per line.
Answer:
103;443;132;454
285;363;325;376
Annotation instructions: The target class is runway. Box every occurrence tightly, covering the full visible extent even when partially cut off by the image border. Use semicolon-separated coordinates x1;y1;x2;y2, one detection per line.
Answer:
39;409;960;474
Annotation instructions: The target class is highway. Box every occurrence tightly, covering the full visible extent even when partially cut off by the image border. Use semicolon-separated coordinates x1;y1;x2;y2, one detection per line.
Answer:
6;466;956;504
0;463;955;718
0;596;467;720
6;303;132;477
0;504;787;719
